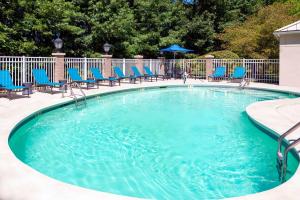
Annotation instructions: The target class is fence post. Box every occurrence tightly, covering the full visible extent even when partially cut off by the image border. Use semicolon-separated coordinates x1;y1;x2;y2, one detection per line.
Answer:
122;58;126;74
158;57;165;75
51;53;66;82
134;55;144;73
243;58;247;81
150;59;152;71
205;55;214;80
22;56;26;83
101;54;112;77
83;57;87;79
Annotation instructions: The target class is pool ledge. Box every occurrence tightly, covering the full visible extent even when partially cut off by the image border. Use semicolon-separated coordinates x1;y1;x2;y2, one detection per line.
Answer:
1;79;300;200
241;97;300;200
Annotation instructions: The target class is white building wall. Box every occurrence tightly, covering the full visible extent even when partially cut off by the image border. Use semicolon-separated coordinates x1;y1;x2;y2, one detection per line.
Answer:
279;34;300;87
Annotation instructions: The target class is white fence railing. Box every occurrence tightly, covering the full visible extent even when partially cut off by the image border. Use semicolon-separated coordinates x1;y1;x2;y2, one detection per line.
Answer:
164;59;206;79
0;56;56;86
143;59;165;75
0;56;280;86
213;59;279;83
64;58;103;82
112;59;136;76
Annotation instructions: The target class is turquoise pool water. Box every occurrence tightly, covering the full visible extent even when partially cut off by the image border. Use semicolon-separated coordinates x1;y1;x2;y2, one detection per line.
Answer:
9;87;299;199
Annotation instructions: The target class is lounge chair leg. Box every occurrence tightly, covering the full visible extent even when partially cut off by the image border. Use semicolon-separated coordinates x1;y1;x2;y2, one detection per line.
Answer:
8;90;11;100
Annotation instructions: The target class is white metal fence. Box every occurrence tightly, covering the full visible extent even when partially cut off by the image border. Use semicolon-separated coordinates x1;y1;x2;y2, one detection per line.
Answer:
213;59;279;83
64;58;103;81
143;59;165;75
0;56;280;86
112;59;136;76
110;59;165;76
0;56;55;86
164;59;206;79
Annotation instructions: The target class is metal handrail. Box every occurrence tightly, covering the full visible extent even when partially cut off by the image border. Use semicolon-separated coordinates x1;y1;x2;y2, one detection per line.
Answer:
69;82;87;106
276;121;300;182
239;78;249;89
277;122;300;160
281;137;300;182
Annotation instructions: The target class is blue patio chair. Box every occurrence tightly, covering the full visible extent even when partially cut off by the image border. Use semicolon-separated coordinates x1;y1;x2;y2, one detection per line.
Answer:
32;69;64;93
113;66;137;84
208;66;226;81
67;68;96;89
0;70;29;99
130;66;144;83
90;67;120;86
144;66;165;81
230;66;246;80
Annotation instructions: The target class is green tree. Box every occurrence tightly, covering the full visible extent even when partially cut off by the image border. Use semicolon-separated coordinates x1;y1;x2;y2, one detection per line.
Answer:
128;0;189;58
86;0;135;57
0;0;87;56
0;0;295;57
219;2;300;58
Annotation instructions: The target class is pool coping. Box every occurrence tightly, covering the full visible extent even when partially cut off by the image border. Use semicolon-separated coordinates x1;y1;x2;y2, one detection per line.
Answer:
1;80;300;200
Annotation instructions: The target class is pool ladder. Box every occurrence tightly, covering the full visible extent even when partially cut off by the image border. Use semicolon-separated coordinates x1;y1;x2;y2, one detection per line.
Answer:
239;79;249;89
277;121;300;182
69;82;87;107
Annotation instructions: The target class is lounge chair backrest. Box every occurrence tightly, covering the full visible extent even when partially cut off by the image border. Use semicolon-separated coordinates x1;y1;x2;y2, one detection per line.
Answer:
144;66;154;76
90;67;104;79
113;66;125;78
214;66;226;77
131;66;142;76
0;70;14;87
68;68;83;81
232;66;246;79
32;69;51;84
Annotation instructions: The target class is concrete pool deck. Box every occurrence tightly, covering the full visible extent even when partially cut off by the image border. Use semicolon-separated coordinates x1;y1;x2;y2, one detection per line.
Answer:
1;79;300;200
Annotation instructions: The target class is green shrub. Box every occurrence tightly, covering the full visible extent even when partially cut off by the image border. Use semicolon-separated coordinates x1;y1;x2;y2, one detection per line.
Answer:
184;53;199;59
199;50;240;59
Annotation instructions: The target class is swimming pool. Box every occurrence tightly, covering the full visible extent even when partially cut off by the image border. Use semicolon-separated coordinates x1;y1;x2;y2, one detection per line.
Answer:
9;86;299;199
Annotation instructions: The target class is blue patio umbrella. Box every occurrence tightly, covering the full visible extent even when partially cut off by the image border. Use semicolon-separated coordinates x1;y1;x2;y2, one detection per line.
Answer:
160;44;193;59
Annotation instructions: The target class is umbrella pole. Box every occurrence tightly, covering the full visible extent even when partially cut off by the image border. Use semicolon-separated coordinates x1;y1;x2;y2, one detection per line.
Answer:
173;52;176;78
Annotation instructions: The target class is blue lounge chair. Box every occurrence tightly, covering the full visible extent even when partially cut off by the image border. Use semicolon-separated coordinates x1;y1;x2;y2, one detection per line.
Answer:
0;70;29;99
130;66;144;83
208;66;226;81
90;67;120;86
229;66;246;80
67;68;96;89
113;66;137;84
143;66;166;81
32;69;64;93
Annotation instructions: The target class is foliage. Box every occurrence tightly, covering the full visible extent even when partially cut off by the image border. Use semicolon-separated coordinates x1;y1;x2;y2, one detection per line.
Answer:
129;0;189;58
199;50;240;59
286;0;300;15
0;0;299;58
184;53;200;59
219;2;300;59
0;0;86;56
